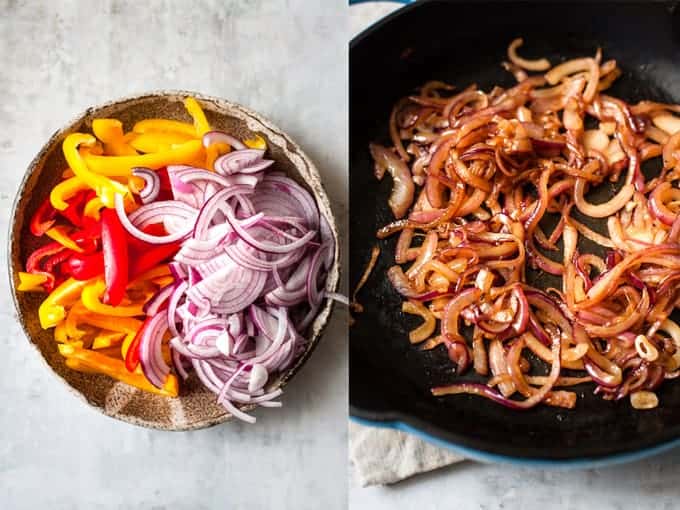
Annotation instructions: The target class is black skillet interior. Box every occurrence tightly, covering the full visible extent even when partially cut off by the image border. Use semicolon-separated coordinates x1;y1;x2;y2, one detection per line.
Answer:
350;0;680;460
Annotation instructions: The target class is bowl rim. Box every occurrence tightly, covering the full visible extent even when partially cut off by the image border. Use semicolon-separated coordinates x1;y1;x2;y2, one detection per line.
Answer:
8;89;340;431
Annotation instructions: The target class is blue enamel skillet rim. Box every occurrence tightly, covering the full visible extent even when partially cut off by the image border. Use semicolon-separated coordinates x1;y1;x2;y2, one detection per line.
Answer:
349;0;680;468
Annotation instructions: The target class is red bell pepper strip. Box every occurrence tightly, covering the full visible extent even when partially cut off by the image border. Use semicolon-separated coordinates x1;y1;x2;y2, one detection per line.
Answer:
26;242;66;274
66;252;105;280
71;220;102;254
30;197;58;236
58;189;90;227
125;317;151;372
156;166;174;201
44;249;74;274
126;223;167;252
129;242;181;280
101;208;129;306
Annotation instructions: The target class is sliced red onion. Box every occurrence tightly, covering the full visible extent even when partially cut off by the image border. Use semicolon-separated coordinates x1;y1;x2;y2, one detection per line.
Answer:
139;312;170;388
203;130;247;151
135;135;337;423
132;167;160;204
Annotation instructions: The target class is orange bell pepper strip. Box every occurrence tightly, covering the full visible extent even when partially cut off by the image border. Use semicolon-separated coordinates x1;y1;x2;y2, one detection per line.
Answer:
58;344;179;397
133;118;197;137
64;358;100;374
92;119;138;156
50;176;89;211
63;133;129;208
81;314;143;334
82;139;204;176
39;277;90;329
54;321;69;342
45;226;85;253
17;272;48;292
81;279;145;317
130;132;194;153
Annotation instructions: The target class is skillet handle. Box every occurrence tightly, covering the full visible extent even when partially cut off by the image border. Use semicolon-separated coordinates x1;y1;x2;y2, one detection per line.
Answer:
349;0;413;4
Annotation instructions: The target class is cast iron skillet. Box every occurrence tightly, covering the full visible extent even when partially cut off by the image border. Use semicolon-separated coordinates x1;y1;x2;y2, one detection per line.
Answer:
350;0;680;465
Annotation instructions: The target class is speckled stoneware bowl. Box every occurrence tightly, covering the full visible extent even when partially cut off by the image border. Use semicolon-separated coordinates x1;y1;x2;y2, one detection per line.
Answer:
9;91;339;430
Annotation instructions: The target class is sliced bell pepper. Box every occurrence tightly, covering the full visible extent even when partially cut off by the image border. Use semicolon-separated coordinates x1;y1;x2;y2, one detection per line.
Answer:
130;131;194;153
26;241;66;274
54;321;69;343
66;252;105;280
124;316;150;372
70;220;102;254
30;197;58;236
39;277;89;329
91;331;126;350
17;272;48;292
83;195;105;220
184;97;215;168
45;226;85;253
129;243;180;280
65;301;88;340
244;134;267;150
128;265;171;285
81;279;144;317
43;247;75;275
82;315;143;334
50;176;89;211
58;344;178;397
92;119;138;156
58;188;91;227
82;139;204;176
132;118;197;137
126;223;167;252
63;133;129;208
101;208;129;306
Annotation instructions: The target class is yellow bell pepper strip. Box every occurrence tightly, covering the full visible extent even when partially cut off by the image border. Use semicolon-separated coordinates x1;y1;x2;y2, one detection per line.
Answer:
50;176;89;211
184;97;216;168
45;226;85;253
244;134;267;150
92;119;138;156
133;118;197;137
58;344;179;397
184;97;211;135
82;139;204;176
92;331;126;350
81;279;145;317
63;133;129;208
120;331;137;360
65;302;89;339
129;132;193;153
39;277;90;329
17;272;48;292
84;196;105;220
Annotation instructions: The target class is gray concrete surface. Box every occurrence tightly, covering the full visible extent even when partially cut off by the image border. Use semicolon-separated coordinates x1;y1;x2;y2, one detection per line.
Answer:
0;1;347;509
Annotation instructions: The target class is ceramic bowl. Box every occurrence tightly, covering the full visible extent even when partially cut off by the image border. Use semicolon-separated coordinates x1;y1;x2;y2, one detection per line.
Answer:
8;91;339;430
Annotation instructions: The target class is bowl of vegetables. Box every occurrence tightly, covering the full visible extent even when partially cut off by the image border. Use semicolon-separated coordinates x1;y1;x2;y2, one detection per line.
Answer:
9;91;340;430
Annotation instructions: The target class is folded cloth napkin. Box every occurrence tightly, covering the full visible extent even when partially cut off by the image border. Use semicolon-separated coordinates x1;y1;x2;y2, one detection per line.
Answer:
349;422;464;487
